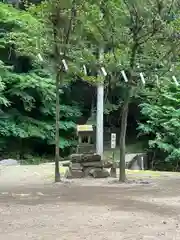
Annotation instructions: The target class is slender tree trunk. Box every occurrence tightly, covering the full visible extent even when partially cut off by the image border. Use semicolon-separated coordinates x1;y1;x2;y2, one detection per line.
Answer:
51;0;76;183
55;73;61;182
119;88;132;182
118;41;138;182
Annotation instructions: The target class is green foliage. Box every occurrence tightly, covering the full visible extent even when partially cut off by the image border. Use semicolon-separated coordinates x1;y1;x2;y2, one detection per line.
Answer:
0;2;44;57
138;83;180;170
0;3;81;160
0;68;81;154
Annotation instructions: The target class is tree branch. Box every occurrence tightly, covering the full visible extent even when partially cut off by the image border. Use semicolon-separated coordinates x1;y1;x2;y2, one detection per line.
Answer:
64;0;76;47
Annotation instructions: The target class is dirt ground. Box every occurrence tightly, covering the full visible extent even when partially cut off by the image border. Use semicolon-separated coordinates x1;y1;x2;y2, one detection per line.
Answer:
0;165;180;239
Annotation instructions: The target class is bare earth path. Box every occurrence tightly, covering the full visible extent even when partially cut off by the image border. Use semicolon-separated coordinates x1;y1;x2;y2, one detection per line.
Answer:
0;165;180;239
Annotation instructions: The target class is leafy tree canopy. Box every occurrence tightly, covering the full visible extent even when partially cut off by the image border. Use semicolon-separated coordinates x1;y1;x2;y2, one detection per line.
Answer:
0;2;81;160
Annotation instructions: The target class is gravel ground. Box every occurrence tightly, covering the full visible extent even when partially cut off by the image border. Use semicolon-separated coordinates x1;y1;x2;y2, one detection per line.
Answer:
0;165;180;239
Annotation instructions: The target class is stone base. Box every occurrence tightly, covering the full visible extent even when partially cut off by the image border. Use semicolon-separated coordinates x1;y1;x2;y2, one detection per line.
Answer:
71;163;83;170
83;167;103;177
89;168;110;178
67;169;84;178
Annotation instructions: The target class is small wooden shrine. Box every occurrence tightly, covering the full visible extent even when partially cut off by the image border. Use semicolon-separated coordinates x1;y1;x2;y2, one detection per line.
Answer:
76;124;95;153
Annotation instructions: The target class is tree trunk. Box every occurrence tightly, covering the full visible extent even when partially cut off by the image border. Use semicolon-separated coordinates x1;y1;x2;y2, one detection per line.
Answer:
118;40;138;182
119;94;130;182
55;73;61;182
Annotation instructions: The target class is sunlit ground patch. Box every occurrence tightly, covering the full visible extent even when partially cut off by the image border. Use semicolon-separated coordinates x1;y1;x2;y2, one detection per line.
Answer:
47;167;68;180
126;169;180;179
126;170;161;177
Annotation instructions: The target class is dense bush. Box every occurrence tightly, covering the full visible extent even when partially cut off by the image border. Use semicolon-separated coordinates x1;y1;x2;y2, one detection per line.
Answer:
138;83;180;171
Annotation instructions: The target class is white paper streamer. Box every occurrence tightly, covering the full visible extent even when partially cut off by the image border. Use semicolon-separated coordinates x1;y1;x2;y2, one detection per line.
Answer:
37;53;43;62
83;65;87;75
140;72;145;85
172;76;179;86
62;59;68;71
121;70;128;82
155;74;159;87
101;67;107;76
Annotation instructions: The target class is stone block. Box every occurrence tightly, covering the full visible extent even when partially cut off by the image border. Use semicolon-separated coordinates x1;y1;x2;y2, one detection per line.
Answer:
70;154;82;163
81;154;101;162
72;163;83;170
126;153;148;170
83;167;96;177
71;170;84;178
89;168;110;178
81;161;103;168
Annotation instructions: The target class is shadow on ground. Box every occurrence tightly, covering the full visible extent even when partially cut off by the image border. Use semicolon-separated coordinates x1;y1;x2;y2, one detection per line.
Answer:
0;179;180;218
